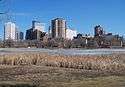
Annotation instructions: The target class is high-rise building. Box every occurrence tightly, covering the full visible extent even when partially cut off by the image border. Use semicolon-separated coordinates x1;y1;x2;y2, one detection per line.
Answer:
32;29;43;40
25;28;33;40
66;28;77;40
4;22;16;40
19;32;24;40
94;25;104;37
15;26;19;40
32;20;45;32
15;26;24;40
25;21;46;40
51;18;67;38
48;26;52;38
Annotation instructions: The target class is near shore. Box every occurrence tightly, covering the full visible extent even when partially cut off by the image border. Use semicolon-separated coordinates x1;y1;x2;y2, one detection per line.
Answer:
0;52;125;87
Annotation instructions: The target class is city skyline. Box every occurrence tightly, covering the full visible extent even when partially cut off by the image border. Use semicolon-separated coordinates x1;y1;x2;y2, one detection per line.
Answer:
0;0;125;39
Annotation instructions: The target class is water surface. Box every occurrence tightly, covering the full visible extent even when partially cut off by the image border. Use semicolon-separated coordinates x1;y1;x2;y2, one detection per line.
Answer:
0;48;125;55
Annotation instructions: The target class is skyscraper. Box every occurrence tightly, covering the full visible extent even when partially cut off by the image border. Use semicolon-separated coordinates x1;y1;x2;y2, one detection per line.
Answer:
48;26;52;38
15;26;24;41
94;25;104;37
19;32;24;40
25;28;33;40
25;20;46;40
4;22;16;40
16;30;24;40
51;18;67;38
32;20;45;32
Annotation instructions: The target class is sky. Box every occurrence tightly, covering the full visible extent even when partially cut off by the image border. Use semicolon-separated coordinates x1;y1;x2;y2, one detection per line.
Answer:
0;0;125;39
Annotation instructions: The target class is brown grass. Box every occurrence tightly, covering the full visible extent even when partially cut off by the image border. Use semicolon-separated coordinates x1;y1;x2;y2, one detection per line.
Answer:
0;52;125;71
0;66;125;87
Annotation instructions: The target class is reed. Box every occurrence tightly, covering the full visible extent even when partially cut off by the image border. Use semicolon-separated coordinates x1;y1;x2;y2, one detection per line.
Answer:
0;52;125;71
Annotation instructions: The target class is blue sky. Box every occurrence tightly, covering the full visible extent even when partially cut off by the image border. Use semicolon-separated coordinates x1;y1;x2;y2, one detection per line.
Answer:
0;0;125;38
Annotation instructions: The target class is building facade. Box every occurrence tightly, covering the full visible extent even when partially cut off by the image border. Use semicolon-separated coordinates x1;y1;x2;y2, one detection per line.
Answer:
102;34;123;48
25;28;33;40
48;26;52;38
15;26;24;40
4;22;16;40
32;20;45;32
25;21;46;40
19;32;24;40
16;31;24;40
51;18;66;39
32;29;45;40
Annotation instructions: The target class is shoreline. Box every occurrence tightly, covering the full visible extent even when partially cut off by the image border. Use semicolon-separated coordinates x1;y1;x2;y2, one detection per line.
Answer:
0;65;125;87
0;52;125;86
1;48;125;56
0;52;125;72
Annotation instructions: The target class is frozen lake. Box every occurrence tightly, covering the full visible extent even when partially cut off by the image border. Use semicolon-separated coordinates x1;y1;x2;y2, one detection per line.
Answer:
0;48;125;55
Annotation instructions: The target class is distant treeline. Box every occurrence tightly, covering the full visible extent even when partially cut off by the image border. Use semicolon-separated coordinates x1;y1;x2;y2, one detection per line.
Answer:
0;36;125;48
0;38;97;48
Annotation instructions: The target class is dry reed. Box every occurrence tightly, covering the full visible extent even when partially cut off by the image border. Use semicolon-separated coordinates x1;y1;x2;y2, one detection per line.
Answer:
0;52;125;71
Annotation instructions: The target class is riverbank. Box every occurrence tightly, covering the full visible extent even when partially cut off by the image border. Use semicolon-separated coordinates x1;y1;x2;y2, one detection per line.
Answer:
0;52;125;71
0;65;125;87
0;52;125;87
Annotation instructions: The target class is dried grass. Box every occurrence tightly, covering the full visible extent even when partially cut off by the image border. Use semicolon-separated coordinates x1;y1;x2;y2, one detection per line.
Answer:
0;52;125;71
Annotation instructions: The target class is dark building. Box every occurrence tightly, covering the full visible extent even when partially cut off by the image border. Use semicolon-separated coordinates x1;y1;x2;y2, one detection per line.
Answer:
94;25;104;37
32;29;46;40
48;26;52;38
73;33;97;48
16;31;24;40
51;18;67;38
25;20;46;40
74;33;83;39
103;34;123;48
25;28;33;40
25;28;46;40
19;32;24;40
32;29;41;40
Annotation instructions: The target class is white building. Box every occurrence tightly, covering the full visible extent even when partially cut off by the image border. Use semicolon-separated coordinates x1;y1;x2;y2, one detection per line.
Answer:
4;22;16;40
66;29;77;40
32;21;45;32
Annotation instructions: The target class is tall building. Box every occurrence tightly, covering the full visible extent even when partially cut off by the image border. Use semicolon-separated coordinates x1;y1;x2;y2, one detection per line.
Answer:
15;26;24;40
32;20;45;32
51;18;67;38
25;28;33;40
25;21;46;40
48;26;52;38
19;32;24;40
16;31;24;40
94;25;104;37
66;28;77;40
4;22;16;40
15;26;19;40
32;29;44;40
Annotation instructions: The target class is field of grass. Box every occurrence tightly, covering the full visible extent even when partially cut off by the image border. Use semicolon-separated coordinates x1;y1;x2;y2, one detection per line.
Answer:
0;66;125;87
0;81;35;87
0;76;125;87
0;52;125;87
0;52;125;71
